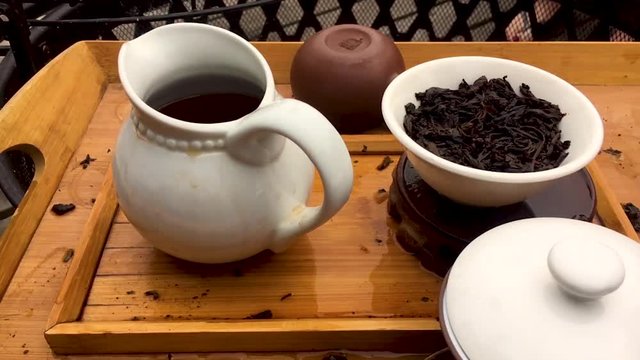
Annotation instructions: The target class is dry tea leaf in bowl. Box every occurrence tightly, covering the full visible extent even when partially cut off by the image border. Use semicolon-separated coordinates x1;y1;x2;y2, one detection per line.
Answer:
404;76;571;173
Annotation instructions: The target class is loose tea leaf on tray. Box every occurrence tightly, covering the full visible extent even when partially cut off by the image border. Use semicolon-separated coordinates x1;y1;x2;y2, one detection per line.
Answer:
622;202;640;231
376;156;393;171
373;188;389;204
603;147;622;158
79;154;96;169
62;248;75;263
144;290;160;300
52;203;76;215
244;309;273;319
404;76;571;173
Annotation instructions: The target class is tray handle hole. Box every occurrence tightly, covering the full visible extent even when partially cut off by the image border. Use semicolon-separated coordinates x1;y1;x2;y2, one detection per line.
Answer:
0;144;44;228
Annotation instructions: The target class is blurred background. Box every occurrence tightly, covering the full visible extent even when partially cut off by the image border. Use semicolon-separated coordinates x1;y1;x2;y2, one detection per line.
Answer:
0;0;637;230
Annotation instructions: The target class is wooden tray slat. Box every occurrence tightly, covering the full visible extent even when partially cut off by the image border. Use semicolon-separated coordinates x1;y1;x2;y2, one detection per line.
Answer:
46;318;443;354
249;42;640;86
80;41;640;86
0;42;108;299
588;162;640;241
46;167;119;329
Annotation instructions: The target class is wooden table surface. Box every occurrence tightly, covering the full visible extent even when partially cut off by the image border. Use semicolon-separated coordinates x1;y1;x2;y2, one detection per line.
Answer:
0;44;639;359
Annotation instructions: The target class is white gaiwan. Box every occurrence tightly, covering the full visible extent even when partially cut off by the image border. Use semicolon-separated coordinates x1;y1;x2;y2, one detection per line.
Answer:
381;56;604;207
440;217;640;360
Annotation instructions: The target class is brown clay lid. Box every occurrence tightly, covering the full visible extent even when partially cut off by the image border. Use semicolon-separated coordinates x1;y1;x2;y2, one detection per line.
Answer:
290;24;405;133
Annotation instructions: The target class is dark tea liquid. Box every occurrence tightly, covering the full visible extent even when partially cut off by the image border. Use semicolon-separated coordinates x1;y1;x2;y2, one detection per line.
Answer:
147;74;264;124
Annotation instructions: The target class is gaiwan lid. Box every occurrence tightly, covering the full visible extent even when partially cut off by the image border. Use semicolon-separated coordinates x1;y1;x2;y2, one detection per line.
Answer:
442;217;640;360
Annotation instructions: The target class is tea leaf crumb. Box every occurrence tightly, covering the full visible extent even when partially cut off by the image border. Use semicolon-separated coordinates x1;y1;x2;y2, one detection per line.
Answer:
144;290;160;300
603;147;623;159
62;248;75;263
80;154;96;169
244;309;273;319
52;203;75;215
376;156;393;171
373;188;389;204
622;202;640;231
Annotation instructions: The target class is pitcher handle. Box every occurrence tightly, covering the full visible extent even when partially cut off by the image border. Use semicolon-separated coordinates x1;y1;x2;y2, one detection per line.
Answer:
227;98;353;252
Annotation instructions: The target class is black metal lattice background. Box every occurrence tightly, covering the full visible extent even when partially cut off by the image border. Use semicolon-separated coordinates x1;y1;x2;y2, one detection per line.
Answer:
106;0;637;42
0;0;632;110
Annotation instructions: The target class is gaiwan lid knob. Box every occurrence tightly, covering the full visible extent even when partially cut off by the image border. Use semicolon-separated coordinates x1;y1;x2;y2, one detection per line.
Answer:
442;217;640;360
547;237;625;300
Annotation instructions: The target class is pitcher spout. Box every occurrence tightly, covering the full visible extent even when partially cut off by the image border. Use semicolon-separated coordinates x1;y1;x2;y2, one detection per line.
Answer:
118;23;274;110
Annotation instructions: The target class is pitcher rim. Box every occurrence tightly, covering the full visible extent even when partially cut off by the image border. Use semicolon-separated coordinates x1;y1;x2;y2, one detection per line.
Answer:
118;22;276;133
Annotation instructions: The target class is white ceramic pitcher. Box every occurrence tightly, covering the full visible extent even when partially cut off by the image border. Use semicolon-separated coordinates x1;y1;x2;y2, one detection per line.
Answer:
113;23;354;263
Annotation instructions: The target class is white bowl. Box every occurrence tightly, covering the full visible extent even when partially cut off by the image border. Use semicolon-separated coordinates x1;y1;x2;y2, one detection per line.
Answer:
381;56;604;207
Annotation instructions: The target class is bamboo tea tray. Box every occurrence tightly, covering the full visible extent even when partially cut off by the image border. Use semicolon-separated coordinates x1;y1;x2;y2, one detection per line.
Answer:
0;41;638;358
